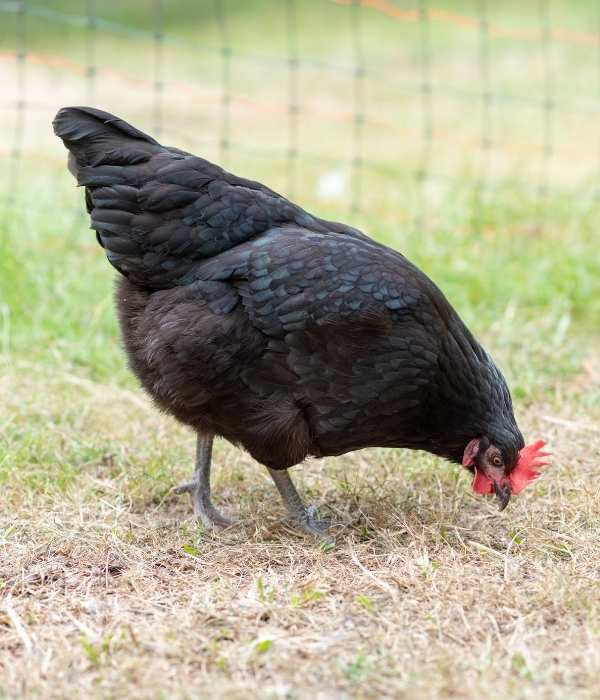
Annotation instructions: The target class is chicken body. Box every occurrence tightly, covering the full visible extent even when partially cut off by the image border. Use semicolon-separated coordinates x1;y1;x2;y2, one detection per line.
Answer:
54;107;525;531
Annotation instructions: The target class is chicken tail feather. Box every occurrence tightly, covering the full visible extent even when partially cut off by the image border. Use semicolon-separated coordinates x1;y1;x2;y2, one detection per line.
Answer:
53;106;160;175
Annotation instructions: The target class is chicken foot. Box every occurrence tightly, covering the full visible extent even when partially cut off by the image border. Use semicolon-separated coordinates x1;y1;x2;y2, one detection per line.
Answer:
173;432;236;528
267;468;330;537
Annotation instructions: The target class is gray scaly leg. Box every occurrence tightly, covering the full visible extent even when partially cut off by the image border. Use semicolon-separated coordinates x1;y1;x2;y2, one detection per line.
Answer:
267;467;329;536
173;432;236;528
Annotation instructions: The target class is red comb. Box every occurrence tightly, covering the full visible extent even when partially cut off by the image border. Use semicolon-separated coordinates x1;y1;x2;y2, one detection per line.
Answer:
508;439;551;494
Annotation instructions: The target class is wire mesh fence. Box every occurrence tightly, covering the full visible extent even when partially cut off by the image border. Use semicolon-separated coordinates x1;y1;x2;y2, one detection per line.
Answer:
1;0;600;224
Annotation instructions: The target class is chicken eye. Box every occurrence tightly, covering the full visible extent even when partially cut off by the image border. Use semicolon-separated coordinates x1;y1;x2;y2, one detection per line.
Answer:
491;455;503;467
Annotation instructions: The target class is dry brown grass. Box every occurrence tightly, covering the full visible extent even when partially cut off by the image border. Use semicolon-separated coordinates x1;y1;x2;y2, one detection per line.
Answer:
2;357;600;699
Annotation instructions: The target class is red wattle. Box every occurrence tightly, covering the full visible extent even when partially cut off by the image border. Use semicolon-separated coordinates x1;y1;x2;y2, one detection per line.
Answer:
472;468;494;494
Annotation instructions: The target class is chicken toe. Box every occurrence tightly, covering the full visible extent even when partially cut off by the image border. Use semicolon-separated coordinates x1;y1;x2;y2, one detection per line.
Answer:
173;432;237;528
267;468;330;538
292;504;330;537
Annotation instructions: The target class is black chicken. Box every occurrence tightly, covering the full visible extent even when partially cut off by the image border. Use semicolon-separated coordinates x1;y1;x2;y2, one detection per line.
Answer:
53;107;548;534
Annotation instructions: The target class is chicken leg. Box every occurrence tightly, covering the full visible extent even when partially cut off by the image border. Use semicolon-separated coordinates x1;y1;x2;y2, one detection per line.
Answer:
267;468;329;536
173;432;236;528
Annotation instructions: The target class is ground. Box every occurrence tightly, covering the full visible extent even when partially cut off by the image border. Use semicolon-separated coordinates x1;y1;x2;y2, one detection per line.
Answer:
1;401;599;700
1;1;600;698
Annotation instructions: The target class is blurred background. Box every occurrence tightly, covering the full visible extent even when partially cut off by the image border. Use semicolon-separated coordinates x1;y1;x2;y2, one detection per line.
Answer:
3;1;600;218
0;1;598;392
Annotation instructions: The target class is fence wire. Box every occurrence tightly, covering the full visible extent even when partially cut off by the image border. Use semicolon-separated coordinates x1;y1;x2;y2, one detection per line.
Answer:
6;0;27;207
84;0;96;104
537;0;555;227
350;0;365;214
1;0;600;220
214;0;231;167
416;0;432;230
475;0;491;214
285;0;299;199
152;0;164;138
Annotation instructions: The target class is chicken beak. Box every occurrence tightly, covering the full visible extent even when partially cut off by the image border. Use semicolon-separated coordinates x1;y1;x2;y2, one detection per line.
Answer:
493;482;511;511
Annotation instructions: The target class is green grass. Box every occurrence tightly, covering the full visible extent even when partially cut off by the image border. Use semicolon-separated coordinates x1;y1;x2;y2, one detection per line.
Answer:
1;1;600;698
